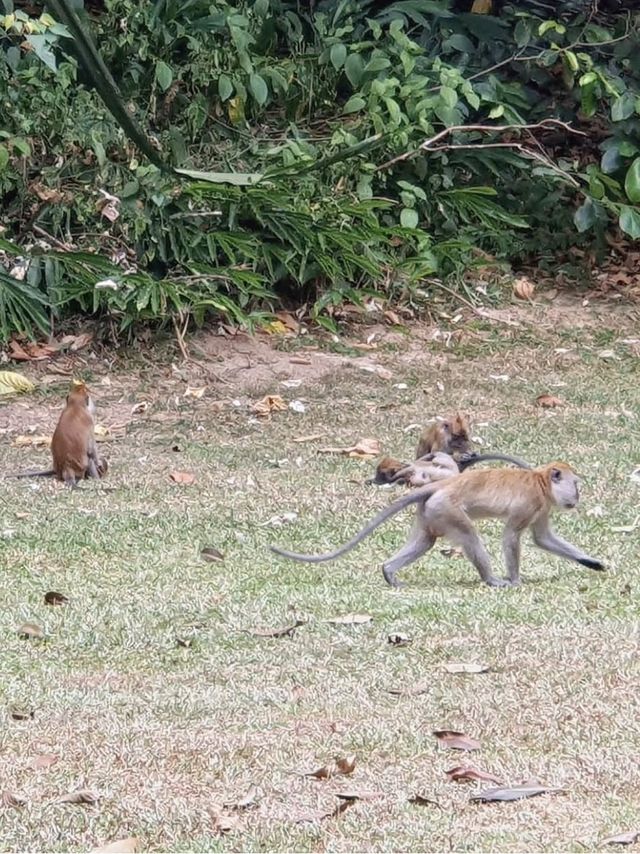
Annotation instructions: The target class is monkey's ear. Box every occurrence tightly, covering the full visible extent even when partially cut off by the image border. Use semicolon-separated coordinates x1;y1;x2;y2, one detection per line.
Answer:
551;468;562;482
441;421;451;433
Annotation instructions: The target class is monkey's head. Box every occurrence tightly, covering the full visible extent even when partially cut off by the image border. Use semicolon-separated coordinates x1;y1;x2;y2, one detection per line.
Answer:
368;455;409;485
440;413;472;457
67;381;94;413
547;462;580;510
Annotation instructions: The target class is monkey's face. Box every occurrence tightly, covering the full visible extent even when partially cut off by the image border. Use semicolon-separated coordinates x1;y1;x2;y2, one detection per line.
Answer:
550;466;580;510
442;414;472;455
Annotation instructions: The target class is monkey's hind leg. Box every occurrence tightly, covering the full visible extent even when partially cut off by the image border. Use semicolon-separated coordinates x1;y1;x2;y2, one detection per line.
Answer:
382;518;435;588
448;515;511;588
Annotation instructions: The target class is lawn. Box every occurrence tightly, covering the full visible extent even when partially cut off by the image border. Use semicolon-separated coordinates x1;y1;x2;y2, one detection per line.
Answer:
1;297;639;853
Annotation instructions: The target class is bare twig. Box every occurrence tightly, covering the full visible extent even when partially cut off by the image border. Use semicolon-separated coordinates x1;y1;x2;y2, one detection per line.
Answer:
31;225;73;252
376;119;586;172
172;312;190;361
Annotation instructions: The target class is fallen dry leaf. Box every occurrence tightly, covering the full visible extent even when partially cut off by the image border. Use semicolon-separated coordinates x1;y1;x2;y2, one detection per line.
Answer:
9;704;34;721
169;470;196;485
2;791;26;808
536;393;564;408
388;633;412;646
602;831;640;846
292;799;353;823
386;682;430;697
44;591;69;606
303;754;356;780
446;765;502;785
13;434;51;448
440;546;464;558
90;837;138;853
131;401;149;415
324;613;372;625
629;468;640;484
223;786;260;811
443;662;490;674
611;517;639;534
252;394;287;418
433;730;481;751
471;782;561;802
293;433;325;443
17;622;44;640
335;789;381;802
8;339;57;361
290;356;312;365
275;311;301;333
68;332;93;352
184;386;206;399
201;547;224;563
28;753;58;771
210;811;239;834
176;637;194;648
250;619;306;639
512;277;535;300
318;438;382;459
408;793;441;807
57;788;99;805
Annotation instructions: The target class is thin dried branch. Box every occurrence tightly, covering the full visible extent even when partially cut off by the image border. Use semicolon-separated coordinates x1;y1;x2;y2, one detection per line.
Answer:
376;119;586;172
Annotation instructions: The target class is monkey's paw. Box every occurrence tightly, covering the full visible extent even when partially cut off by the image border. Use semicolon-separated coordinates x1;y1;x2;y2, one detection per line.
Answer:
485;576;511;588
578;557;605;571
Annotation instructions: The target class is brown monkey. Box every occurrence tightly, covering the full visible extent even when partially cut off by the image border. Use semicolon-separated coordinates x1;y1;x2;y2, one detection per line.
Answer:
7;381;105;487
270;462;604;588
388;451;460;487
367;455;409;485
415;413;472;459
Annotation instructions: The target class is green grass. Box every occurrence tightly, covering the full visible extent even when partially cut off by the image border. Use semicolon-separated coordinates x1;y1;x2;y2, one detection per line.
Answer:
1;308;639;852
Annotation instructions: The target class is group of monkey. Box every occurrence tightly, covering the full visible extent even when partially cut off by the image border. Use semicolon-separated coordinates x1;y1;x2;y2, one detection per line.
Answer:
9;383;605;591
271;413;606;589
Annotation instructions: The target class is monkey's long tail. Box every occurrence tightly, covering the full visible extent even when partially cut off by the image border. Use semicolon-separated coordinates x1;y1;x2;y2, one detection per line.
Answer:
270;482;439;564
458;452;532;471
4;470;56;479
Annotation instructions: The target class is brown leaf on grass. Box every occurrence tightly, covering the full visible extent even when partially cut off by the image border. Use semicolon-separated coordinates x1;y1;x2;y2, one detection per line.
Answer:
2;791;26;808
536;393;564;408
67;332;94;352
290;356;312;366
408;794;441;807
169;470;196;485
446;765;503;785
275;311;301;333
57;788;99;805
184;386;206;399
201;547;224;563
9;704;34;721
387;682;430;697
303;754;356;780
293;433;325;443
13;434;51;448
318;438;382;459
335;789;382;802
324;613;372;626
388;633;412;646
45;591;69;606
176;637;193;648
512;277;535;300
443;662;490;674
250;619;306;639
17;622;44;640
602;832;640;846
292;799;353;823
223;786;260;811
471;782;561;802
28;753;58;771
252;394;287;418
210;811;240;834
8;339;57;361
433;730;481;751
131;401;149;415
90;837;139;853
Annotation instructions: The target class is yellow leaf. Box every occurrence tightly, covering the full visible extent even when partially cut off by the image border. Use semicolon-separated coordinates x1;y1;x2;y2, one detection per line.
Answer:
0;371;36;395
471;0;493;11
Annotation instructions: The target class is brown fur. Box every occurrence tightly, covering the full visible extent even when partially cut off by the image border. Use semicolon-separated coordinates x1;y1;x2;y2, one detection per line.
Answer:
368;455;409;485
51;382;98;484
415;413;472;459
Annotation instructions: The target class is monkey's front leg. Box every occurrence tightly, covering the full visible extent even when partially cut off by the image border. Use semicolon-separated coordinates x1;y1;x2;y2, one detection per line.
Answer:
530;517;604;571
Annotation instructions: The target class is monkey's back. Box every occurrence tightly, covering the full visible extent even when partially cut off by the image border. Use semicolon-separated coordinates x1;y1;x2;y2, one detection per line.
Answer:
51;405;94;479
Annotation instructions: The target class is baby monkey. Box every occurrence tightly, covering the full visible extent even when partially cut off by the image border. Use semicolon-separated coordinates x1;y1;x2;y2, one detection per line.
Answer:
7;380;106;487
271;462;604;589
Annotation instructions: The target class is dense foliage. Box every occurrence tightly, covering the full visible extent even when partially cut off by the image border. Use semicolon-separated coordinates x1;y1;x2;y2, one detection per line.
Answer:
0;0;638;340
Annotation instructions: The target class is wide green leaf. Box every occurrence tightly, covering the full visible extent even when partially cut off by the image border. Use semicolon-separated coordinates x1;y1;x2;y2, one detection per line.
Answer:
619;206;640;239
343;96;366;114
573;198;596;232
330;43;347;70
249;73;268;106
344;53;364;88
401;208;419;228
218;73;233;102
624;157;640;203
0;145;8;173
156;61;173;92
175;168;263;186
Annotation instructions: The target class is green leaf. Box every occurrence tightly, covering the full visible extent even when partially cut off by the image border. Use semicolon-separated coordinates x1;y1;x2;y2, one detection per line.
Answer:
364;55;391;74
330;42;347;70
488;104;504;119
11;137;31;157
25;34;56;71
343;96;366;114
447;33;474;52
156;61;173;92
573;198;596;232
218;73;233;102
175;169;263;186
612;94;635;122
514;19;530;46
344;53;364;88
385;97;401;124
538;20;565;36
440;85;458;109
249;73;268;106
624;157;640;203
601;146;621;174
401;208;419;228
619;141;638;156
0;145;9;173
619;206;640;239
254;0;269;15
